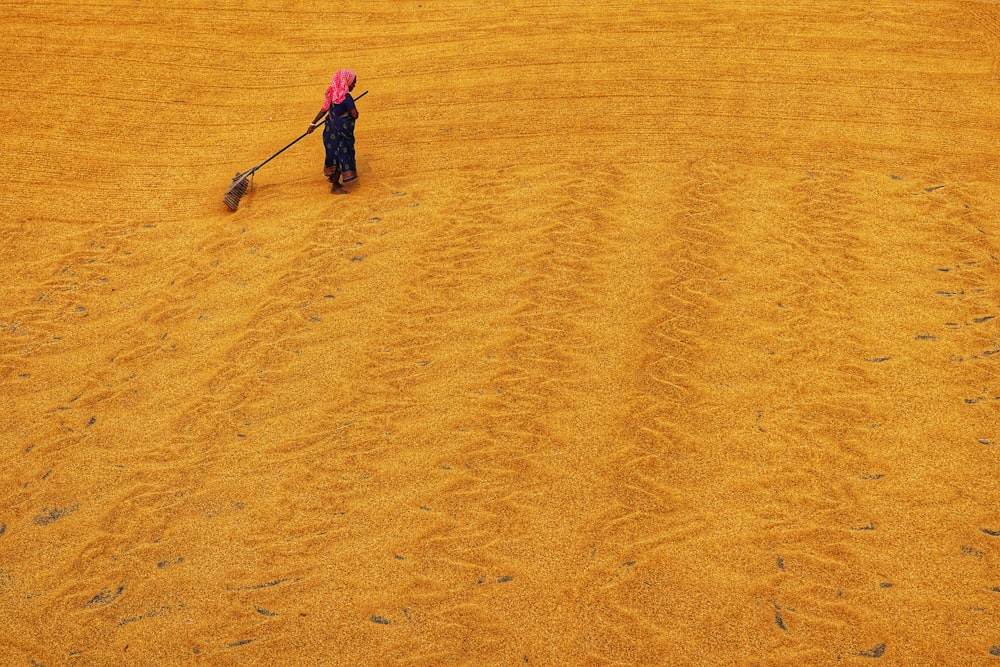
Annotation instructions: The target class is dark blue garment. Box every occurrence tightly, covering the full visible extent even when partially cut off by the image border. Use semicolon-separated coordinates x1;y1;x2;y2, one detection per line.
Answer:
330;95;356;123
323;93;357;176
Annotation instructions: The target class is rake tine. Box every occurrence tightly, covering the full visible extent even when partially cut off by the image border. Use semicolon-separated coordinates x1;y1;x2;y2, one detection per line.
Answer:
223;171;251;211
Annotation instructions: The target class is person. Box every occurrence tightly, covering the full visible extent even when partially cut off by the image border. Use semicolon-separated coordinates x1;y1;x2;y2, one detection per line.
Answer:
307;69;359;194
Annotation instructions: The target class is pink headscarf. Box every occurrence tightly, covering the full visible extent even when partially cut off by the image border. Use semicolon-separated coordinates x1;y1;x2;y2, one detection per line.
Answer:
321;69;356;111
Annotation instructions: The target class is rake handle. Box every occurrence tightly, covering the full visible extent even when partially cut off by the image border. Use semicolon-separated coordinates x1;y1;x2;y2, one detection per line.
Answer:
242;130;311;180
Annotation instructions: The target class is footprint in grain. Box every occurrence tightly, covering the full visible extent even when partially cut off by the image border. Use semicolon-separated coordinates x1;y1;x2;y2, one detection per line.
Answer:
859;643;886;658
86;586;124;607
962;546;985;559
226;577;297;591
119;603;179;627
0;569;12;593
33;505;79;526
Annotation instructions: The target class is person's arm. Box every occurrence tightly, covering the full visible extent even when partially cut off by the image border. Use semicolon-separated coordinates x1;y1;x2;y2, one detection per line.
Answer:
339;97;359;120
306;108;327;134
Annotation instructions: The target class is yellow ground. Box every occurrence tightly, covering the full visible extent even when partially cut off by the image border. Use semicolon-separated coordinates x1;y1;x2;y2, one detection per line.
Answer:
1;1;998;664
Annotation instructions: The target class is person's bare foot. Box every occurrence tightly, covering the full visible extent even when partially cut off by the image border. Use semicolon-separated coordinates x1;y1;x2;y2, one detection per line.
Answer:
331;183;348;195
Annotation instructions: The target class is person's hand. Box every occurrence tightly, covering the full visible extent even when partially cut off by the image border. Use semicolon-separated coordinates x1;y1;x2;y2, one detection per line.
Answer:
306;123;317;134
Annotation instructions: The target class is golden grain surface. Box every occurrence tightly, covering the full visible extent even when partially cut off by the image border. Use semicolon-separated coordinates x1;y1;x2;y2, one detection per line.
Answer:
1;2;998;664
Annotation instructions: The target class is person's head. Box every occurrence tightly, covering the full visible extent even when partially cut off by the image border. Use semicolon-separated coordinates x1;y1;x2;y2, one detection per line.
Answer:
328;69;357;104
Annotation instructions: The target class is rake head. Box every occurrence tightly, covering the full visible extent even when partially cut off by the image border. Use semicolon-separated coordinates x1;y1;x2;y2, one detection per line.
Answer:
223;172;250;211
